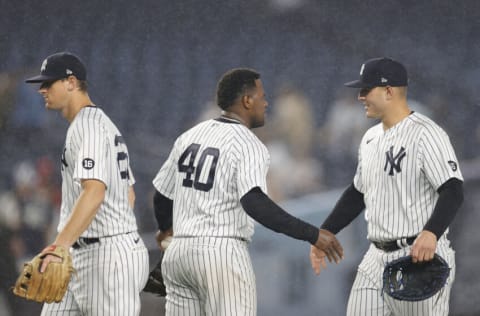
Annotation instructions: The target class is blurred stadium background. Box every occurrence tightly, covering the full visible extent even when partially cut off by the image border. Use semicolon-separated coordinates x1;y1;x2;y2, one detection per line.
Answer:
1;1;479;315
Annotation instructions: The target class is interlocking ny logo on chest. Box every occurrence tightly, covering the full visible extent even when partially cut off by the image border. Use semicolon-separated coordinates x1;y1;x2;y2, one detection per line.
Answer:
384;146;406;176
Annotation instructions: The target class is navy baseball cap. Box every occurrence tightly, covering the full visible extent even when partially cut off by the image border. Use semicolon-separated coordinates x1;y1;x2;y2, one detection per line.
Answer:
25;52;86;83
344;57;408;88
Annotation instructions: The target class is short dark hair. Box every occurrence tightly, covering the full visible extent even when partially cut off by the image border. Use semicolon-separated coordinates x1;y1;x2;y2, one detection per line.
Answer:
216;68;260;110
61;77;87;92
78;80;88;92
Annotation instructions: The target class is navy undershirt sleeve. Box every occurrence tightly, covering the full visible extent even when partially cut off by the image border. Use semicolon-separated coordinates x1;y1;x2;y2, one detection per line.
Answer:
153;190;173;231
320;183;366;234
423;177;464;239
240;187;319;244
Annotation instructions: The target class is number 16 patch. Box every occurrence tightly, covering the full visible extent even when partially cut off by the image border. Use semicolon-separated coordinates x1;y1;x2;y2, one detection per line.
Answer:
82;158;95;170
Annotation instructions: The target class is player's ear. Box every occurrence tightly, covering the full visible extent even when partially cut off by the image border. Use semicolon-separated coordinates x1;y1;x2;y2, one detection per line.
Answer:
241;94;252;109
385;86;394;100
65;76;77;91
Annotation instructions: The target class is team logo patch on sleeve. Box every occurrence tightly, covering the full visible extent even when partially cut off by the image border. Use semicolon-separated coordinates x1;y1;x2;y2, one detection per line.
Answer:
82;158;95;170
448;160;458;171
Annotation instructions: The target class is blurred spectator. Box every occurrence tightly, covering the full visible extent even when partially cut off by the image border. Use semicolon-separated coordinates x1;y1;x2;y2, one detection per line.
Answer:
197;100;221;122
35;156;62;244
407;98;433;118
265;87;323;201
8;159;58;263
0;178;22;316
268;0;306;13
0;72;15;132
319;90;372;187
0;159;58;315
9;69;47;144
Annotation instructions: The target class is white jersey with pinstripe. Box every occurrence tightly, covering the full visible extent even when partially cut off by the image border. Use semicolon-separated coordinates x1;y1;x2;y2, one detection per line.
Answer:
153;117;269;315
347;112;462;316
57;106;137;237
153;117;269;240
41;106;149;316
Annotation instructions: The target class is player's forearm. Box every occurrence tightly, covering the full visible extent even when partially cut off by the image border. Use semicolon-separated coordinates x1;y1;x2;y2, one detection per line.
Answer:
321;183;365;234
423;177;464;239
54;179;105;248
240;187;319;244
128;185;135;209
153;190;173;231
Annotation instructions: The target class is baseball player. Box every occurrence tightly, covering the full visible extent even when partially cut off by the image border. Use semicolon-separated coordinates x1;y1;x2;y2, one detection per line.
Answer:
25;52;149;316
310;57;464;315
152;68;343;315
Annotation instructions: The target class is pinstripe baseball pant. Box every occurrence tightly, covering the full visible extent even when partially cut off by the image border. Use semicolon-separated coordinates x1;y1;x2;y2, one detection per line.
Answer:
162;236;256;316
41;232;149;316
346;242;455;316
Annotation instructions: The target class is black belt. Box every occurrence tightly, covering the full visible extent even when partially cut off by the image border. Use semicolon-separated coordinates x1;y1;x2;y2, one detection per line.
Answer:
372;236;417;252
72;237;100;249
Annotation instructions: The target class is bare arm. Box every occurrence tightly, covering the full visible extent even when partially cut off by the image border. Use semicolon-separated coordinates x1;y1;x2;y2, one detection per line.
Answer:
53;179;105;248
128;185;135;210
40;179;105;272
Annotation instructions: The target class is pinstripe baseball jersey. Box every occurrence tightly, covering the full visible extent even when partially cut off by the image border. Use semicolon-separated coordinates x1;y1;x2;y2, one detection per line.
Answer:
58;106;138;237
153;117;269;241
354;112;463;242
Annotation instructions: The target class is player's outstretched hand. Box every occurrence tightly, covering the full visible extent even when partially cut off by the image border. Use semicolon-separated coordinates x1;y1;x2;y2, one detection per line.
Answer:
410;230;437;263
155;228;173;251
310;246;327;275
314;229;343;264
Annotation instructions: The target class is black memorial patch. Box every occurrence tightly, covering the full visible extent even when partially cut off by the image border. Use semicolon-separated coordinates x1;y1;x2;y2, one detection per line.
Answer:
82;158;95;170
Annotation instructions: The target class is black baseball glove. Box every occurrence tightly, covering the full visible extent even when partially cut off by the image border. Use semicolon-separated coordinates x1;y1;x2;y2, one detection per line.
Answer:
143;252;166;297
383;254;450;301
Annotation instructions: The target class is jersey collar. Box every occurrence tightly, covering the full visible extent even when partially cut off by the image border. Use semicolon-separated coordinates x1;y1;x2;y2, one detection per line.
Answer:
215;116;242;124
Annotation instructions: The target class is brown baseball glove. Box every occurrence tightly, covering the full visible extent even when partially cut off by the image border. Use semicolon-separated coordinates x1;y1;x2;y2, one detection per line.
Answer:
12;245;74;303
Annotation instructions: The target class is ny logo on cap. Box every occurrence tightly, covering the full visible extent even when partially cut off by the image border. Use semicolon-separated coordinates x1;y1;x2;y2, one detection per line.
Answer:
41;59;48;72
360;63;365;75
66;69;73;75
381;77;388;83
